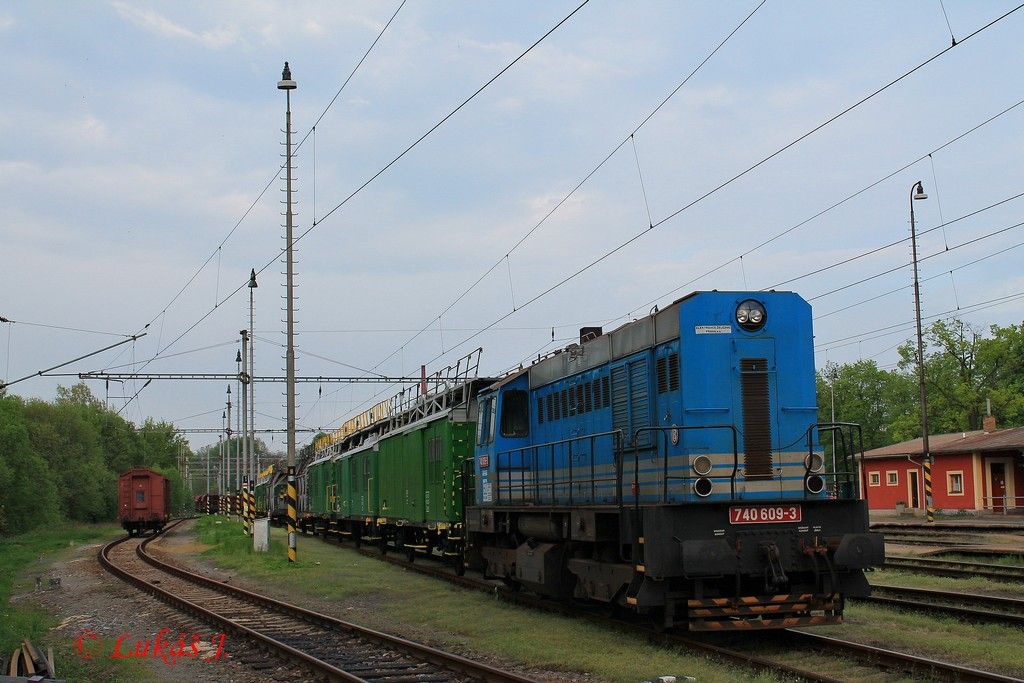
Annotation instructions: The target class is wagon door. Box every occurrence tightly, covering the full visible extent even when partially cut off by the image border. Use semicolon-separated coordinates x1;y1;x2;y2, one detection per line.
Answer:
132;473;152;520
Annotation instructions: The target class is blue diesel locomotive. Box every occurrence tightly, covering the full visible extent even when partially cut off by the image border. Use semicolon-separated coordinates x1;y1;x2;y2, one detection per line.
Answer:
466;290;884;630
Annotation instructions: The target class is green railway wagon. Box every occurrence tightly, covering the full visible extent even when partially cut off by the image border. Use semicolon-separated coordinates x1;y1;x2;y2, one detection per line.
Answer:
378;425;426;523
374;414;474;561
305;455;331;520
346;445;378;521
254;479;268;516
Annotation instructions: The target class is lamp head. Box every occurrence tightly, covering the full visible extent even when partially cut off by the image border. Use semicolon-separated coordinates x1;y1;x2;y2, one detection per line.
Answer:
913;181;928;200
277;61;297;90
249;268;258;288
236;350;242;363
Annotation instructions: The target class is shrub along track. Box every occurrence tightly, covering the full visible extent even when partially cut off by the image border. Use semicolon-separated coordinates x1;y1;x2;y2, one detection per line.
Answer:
99;520;539;683
295;526;1022;683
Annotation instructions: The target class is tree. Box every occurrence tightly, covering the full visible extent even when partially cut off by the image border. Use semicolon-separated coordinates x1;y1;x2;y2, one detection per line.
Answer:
0;397;61;533
816;360;917;451
897;319;1024;433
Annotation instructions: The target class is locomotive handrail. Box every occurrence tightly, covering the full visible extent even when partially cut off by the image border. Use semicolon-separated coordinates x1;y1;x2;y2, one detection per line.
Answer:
629;425;740;507
803;422;863;500
494;430;624;505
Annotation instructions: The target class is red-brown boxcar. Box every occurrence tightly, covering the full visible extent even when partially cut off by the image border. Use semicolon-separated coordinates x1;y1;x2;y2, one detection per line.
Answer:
118;468;170;536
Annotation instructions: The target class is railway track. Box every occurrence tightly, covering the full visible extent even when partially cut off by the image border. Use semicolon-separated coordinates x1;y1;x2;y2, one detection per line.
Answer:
99;520;538;683
779;630;1022;683
884;555;1024;582
874;523;1024;547
314;532;1022;682
856;584;1024;627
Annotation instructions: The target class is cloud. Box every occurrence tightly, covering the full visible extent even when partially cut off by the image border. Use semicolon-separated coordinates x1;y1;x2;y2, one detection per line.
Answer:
0;15;13;31
110;2;239;49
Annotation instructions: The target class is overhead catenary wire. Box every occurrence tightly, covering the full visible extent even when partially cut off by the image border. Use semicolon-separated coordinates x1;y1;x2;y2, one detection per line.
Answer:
122;0;408;363
408;4;1024;373
809;216;1024;302
129;0;592;377
766;189;1024;291
628;96;1024;317
356;0;766;381
814;289;1024;352
814;235;1024;320
0;317;132;338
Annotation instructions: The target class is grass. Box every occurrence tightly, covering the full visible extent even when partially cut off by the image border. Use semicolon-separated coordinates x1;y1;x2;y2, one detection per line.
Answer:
0;522;155;682
937;552;1024;567
191;517;779;683
870;568;1024;596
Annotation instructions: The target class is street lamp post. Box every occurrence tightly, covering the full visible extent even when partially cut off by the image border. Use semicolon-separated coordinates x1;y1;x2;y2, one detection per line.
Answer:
909;180;933;523
278;61;298;563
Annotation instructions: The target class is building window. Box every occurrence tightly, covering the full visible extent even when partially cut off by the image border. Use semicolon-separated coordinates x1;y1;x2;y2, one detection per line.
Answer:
886;471;898;486
947;471;965;496
869;472;881;487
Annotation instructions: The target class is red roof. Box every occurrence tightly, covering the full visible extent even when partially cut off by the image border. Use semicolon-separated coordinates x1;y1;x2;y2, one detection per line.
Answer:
861;427;1024;459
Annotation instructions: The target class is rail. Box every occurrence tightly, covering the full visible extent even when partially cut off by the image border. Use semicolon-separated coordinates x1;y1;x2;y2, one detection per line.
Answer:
100;521;536;683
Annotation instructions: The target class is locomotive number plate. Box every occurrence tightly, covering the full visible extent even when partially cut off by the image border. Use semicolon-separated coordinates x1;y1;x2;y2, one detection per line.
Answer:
729;505;801;524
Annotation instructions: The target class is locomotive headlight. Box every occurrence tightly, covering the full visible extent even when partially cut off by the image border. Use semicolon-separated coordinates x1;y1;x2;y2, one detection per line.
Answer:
692;455;713;476
694;477;714;498
806;474;825;494
804;453;824;472
736;300;767;331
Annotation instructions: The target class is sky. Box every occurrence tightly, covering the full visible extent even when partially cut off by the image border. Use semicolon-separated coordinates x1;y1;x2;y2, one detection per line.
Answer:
2;1;1023;451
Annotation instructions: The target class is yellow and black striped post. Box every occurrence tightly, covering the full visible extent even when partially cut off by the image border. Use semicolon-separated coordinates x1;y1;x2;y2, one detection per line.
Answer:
247;480;255;534
287;465;297;562
242;477;250;535
924;456;935;523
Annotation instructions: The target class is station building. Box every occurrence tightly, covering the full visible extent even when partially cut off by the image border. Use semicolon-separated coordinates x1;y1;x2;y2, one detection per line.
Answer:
858;420;1024;515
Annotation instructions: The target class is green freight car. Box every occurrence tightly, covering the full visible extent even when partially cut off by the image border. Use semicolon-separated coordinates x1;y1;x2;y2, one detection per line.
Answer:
298;351;488;568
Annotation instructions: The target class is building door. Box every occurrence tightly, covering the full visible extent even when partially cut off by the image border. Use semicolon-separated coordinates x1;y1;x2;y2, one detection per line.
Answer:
991;463;1007;513
908;470;920;509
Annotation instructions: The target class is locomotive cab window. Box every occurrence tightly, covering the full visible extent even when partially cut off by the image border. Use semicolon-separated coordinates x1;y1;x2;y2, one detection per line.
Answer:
500;390;529;438
477;397;495;445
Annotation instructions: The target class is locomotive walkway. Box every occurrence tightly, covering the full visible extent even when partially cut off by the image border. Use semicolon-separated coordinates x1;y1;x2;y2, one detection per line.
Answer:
99;520;538;683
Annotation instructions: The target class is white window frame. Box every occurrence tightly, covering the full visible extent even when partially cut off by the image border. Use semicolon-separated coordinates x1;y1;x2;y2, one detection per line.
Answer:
886;470;899;486
947;470;965;496
868;471;881;487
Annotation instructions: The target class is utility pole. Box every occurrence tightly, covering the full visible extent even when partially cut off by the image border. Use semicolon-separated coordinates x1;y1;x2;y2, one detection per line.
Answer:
278;61;298;563
235;349;241;493
226;383;232;499
240;330;251;535
249;268;258;488
909;180;933;523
